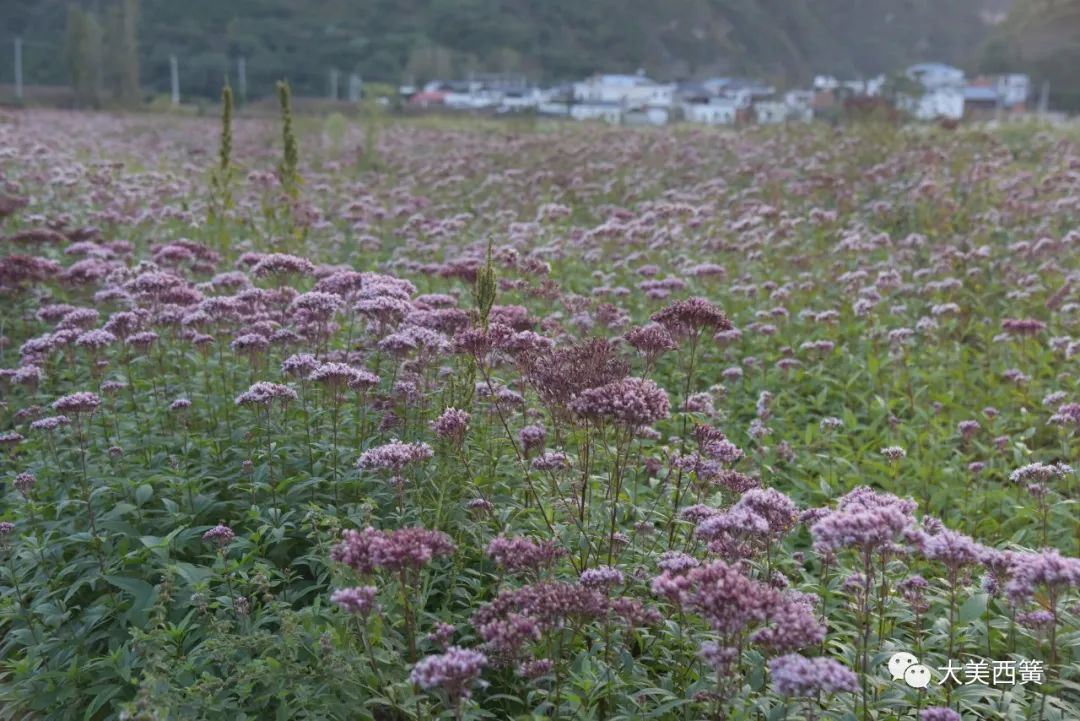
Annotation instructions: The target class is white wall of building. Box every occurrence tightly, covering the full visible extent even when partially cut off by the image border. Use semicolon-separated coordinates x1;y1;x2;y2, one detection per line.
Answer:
754;101;789;124
569;103;622;124
572;75;675;108
901;88;965;120
683;101;738;125
998;74;1030;107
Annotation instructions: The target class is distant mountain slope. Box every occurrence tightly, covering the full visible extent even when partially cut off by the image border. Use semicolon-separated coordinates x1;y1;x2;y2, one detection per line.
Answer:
983;0;1080;110
1;0;1002;100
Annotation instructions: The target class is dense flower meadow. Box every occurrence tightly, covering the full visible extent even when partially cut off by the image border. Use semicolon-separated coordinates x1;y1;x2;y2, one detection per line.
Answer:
2;109;1080;720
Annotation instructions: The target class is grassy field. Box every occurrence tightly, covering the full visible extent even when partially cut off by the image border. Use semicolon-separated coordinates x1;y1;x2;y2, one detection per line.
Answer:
2;108;1080;720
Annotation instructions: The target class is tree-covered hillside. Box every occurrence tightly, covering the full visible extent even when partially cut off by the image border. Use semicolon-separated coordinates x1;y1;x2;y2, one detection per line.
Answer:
982;0;1080;111
2;0;1002;102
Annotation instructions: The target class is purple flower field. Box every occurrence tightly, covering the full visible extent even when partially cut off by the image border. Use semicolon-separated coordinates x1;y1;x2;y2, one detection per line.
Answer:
2;107;1080;720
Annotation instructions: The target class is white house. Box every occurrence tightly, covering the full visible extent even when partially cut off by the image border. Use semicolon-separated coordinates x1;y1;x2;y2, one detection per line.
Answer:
572;73;675;108
900;62;966;120
441;81;496;110
498;88;542;112
623;105;671;127
901;88;965;120
784;90;815;123
997;74;1031;108
424;75;540;112
813;75;840;91
683;96;739;125
754;100;789;124
813;75;885;98
538;101;570;116
861;76;886;97
962;73;1032;117
537;85;572;116
569;101;622;124
906;62;965;89
702;77;774;101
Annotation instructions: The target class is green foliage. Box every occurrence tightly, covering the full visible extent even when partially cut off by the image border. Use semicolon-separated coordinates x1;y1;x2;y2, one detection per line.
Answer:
361;82;398;102
219;83;233;175
982;0;1080;112
358;104;382;172
65;5;105;108
62;1;140;108
277;80;300;199
208;81;235;250
103;0;141;107
473;242;497;329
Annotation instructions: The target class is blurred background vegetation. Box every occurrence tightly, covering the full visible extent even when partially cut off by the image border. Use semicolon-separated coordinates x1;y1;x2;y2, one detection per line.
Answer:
1;0;1079;110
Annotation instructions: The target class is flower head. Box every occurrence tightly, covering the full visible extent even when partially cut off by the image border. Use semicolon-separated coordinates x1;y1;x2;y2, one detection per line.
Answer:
1005;548;1080;605
432;408;470;443
52;392;101;415
651;297;733;336
357;440;434;472
251;253;316;278
579;566;624;589
235;382;298;406
919;709;961;721
13;472;35;497
625;322;677;357
651;559;779;635
769;654;857;697
518;424;547;454
202;525;236;547
486;535;565;574
881;446;906;462
30;415;70;432
308;362;369;389
569;377;669;427
331;526;455;574
1009;462;1073;484
330;586;378;617
409;646;488;702
281;353;320;377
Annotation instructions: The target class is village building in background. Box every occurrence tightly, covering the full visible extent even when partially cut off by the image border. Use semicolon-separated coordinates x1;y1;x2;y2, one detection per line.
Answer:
397;62;1034;128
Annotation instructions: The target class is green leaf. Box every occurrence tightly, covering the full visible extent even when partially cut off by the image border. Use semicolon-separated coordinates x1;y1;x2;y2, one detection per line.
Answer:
171;561;213;587
85;685;124;720
958;592;988;624
767;703;788;721
135;483;154;506
104;575;158;628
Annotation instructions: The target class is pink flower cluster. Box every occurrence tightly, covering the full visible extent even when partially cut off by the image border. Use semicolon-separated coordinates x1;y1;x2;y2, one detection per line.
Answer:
810;487;916;556
331;526;456;574
235;382;298;406
308;362;379;390
653;560;784;638
409;646;488;701
356;440;434;472
651;297;733;336
202;524;236;547
431;407;470;443
769;653;857;697
1005;548;1080;605
569;377;670;427
52;391;101;415
330;585;378;617
472;581;617;661
485;535;565;574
